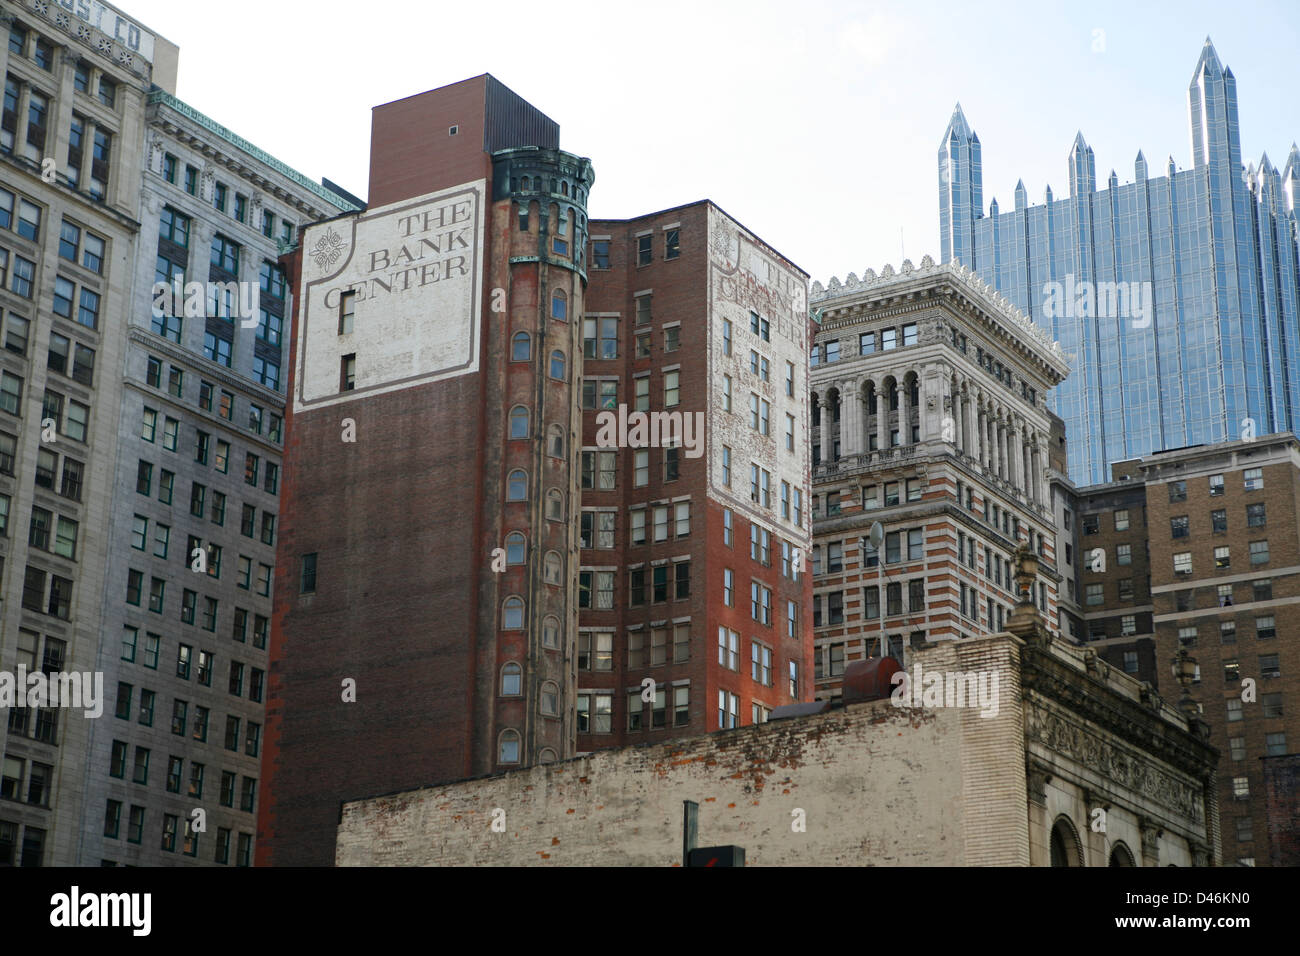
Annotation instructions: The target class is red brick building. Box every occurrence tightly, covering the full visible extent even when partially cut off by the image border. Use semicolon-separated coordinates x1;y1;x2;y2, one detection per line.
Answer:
257;80;812;865
575;203;813;745
257;76;592;865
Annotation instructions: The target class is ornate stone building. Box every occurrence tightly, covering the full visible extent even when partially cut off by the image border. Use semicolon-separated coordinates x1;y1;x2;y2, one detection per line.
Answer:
0;0;177;868
806;257;1069;698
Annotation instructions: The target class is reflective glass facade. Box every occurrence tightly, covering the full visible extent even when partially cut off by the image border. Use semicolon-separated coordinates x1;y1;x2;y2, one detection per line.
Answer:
939;40;1300;485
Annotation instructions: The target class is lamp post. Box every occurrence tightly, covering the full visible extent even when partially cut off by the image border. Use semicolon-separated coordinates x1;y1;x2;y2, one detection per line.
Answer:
865;521;885;659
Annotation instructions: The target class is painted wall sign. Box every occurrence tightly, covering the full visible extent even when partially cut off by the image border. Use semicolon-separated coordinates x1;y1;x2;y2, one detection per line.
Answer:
294;180;486;412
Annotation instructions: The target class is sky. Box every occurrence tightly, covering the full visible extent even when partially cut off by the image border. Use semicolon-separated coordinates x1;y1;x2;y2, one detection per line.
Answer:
122;0;1300;285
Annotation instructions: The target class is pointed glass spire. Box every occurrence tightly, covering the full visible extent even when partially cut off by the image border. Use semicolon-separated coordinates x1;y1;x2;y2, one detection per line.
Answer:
1191;36;1223;79
941;102;974;147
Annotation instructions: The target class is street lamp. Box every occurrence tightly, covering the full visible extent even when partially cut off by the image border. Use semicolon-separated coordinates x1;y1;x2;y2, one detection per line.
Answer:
863;521;885;659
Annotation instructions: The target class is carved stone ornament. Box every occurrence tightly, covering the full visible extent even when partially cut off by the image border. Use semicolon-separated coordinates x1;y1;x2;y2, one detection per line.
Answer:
1026;702;1203;825
1026;758;1054;804
1140;820;1162;857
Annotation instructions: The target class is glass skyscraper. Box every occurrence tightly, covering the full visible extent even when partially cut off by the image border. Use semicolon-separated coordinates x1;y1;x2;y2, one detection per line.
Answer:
939;39;1300;485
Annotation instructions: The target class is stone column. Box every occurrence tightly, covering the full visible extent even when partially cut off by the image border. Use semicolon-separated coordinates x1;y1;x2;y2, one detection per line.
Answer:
1004;419;1014;482
0;13;12;93
14;82;32;159
876;379;888;452
841;381;862;457
1026;759;1053;867
1022;433;1032;501
1031;435;1043;506
1008;423;1021;492
962;388;973;456
899;373;911;446
990;413;1001;477
51;51;77;177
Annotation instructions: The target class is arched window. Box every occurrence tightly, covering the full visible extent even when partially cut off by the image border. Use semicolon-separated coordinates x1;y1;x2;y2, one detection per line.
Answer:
540;681;559;716
546;488;564;521
511;331;531;361
1050;817;1082;867
548;424;564;458
551;290;567;321
1109;843;1135;867
561;181;569;197
508;406;529;440
521;176;530;190
502;596;524;630
811;395;821;427
498;729;520;764
506;469;527;501
505;531;526;565
543;550;562;585
538;748;557;764
549;349;565;381
500;662;522;696
542;616;560;648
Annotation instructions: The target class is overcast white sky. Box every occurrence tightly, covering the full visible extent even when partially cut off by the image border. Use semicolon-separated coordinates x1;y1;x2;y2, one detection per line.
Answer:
124;0;1300;284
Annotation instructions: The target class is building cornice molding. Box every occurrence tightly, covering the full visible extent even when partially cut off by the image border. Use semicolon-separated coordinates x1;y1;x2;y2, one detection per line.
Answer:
811;257;1069;384
146;90;360;217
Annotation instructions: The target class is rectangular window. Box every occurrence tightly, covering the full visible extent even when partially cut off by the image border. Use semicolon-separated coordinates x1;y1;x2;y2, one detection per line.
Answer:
1259;654;1281;679
664;370;679;407
717;627;739;670
664;228;680;259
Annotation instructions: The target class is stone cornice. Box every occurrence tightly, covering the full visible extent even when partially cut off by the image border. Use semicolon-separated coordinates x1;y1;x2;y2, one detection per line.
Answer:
1021;643;1217;782
1025;698;1206;831
146;90;360;218
811;257;1069;385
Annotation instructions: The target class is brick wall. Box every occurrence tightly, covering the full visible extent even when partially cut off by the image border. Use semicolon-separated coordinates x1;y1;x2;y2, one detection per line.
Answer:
337;695;970;866
336;634;1036;866
1262;753;1300;866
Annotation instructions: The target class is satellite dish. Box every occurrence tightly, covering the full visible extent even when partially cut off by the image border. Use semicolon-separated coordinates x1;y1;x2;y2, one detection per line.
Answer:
868;521;884;549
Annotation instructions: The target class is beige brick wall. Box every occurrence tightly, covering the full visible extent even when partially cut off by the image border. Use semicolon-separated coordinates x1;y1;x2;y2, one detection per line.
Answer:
337;692;993;866
335;629;1218;866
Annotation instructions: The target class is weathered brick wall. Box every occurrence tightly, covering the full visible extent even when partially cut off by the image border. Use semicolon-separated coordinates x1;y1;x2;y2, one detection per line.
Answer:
1263;753;1300;866
336;694;977;866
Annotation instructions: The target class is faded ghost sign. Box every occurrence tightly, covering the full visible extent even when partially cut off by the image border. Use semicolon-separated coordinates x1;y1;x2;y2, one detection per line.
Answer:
294;180;485;411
